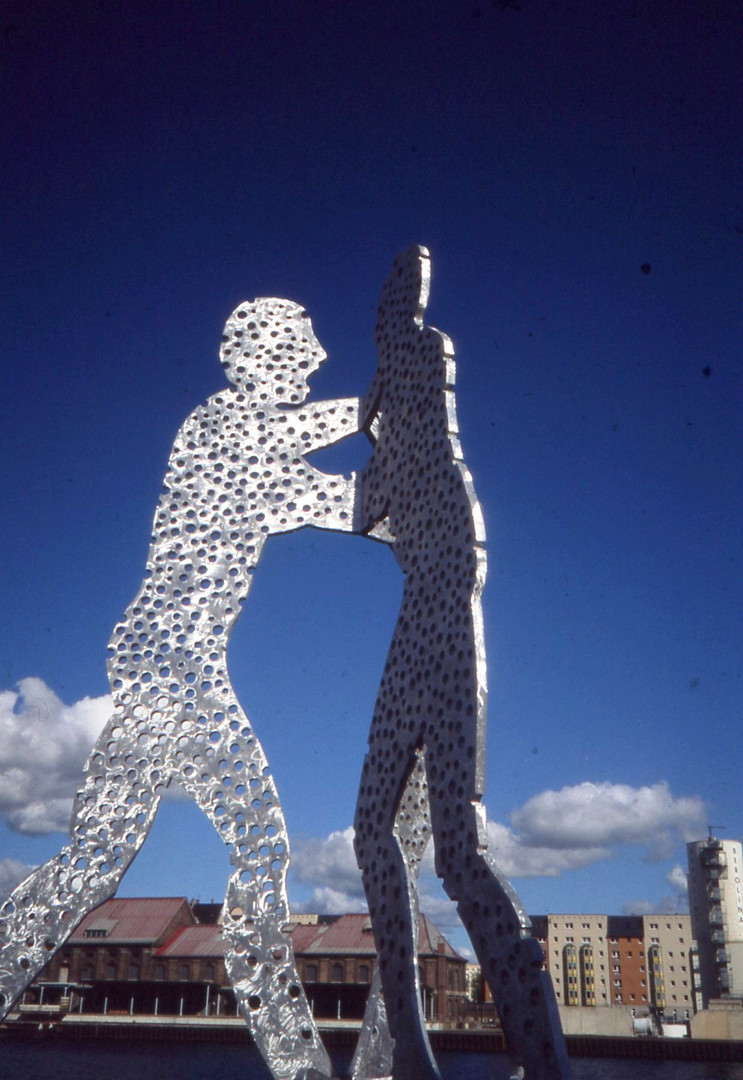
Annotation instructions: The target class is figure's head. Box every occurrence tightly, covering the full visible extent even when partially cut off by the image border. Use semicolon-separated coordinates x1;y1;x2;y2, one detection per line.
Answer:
375;245;431;348
220;298;325;404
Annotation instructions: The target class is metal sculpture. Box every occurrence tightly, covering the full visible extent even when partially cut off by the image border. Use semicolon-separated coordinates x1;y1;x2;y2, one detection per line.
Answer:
1;252;570;1080
0;300;363;1080
353;246;572;1079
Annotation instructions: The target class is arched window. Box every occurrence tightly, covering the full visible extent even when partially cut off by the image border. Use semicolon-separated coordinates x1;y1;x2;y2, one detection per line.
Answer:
105;959;116;980
179;963;190;981
154;963;166;981
128;962;140;981
331;963;344;983
358;964;370;983
81;964;94;982
305;964;318;983
205;963;215;981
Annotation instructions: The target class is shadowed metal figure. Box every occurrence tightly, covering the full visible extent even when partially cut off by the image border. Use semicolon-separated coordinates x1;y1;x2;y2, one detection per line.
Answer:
0;299;362;1080
353;247;572;1080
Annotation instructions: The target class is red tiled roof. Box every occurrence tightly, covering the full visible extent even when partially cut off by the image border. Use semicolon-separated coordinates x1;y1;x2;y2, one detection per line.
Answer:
289;921;323;953
287;913;465;962
69;897;191;944
155;925;224;958
291;914;377;954
418;913;462;960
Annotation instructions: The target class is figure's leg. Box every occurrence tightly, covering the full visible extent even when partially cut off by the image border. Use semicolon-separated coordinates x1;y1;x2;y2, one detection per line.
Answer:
0;716;160;1019
354;718;440;1080
427;761;572;1080
352;752;431;1080
170;705;332;1080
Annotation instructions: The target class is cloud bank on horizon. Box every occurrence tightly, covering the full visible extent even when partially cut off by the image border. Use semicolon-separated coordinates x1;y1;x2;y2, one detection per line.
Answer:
0;678;111;834
0;679;705;916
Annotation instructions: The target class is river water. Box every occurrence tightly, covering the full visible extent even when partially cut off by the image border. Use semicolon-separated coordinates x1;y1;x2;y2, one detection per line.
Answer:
2;1039;742;1080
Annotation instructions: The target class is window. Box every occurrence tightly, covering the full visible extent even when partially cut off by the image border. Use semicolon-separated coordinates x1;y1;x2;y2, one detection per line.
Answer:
105;960;116;980
128;962;140;981
154;963;166;980
358;964;370;983
179;963;190;981
205;963;215;981
305;964;318;983
331;963;344;983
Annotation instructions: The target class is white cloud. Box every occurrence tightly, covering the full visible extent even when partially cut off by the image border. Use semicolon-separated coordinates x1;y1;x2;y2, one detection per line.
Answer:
297;885;367;915
509;781;705;858
289;825;465;941
623;863;692;916
486;819;610;878
0;857;36;898
290;826;367;912
0;678;112;834
0;679;199;835
667;863;688;894
287;780;704;920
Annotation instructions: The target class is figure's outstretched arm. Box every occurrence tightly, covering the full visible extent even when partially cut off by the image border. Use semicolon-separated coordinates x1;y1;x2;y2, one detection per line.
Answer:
298;397;360;453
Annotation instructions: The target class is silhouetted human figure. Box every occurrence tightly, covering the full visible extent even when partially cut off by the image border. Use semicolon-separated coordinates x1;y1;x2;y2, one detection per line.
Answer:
353;247;571;1080
0;299;361;1080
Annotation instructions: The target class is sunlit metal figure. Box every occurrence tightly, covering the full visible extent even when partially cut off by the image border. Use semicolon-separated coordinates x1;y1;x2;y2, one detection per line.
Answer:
353;247;572;1080
0;300;361;1080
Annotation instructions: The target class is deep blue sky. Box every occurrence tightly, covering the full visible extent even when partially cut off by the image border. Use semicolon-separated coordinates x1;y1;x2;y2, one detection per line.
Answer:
1;1;741;947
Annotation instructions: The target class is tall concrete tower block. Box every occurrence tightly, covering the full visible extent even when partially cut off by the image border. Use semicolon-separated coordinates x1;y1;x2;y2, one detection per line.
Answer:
687;838;743;1005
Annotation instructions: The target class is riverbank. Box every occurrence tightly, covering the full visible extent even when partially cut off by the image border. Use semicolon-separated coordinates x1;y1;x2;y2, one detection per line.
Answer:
3;1014;743;1062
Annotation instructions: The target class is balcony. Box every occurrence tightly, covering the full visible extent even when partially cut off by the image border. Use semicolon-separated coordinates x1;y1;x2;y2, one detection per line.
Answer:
715;949;729;965
701;847;727;870
709;909;724;927
707;887;722;902
711;931;725;945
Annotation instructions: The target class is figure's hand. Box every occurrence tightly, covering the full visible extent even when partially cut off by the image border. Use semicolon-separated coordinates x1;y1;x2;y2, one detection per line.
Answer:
365;516;395;545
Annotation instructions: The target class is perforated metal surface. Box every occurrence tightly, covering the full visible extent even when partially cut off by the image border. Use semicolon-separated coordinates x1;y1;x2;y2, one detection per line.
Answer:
1;254;571;1080
353;247;571;1079
0;300;360;1080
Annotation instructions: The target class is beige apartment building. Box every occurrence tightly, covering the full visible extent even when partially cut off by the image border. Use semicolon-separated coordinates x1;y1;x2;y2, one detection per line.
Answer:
530;913;698;1016
687;837;743;1005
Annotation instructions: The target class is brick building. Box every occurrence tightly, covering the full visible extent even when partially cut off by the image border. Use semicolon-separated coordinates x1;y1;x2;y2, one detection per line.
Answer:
17;898;468;1026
